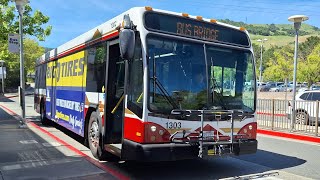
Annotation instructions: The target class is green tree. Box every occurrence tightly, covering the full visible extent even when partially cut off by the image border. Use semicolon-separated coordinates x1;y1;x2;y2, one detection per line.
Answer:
0;0;51;87
24;39;44;74
298;44;320;87
0;0;52;41
298;36;320;62
263;45;294;82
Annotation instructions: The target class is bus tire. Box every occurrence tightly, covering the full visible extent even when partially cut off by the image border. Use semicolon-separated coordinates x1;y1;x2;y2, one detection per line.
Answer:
87;111;119;161
40;101;50;125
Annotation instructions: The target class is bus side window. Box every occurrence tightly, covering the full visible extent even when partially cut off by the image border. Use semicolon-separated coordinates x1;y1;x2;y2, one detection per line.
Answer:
86;44;107;92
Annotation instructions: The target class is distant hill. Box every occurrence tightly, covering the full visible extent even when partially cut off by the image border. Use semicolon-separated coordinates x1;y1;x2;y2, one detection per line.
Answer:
219;19;320;48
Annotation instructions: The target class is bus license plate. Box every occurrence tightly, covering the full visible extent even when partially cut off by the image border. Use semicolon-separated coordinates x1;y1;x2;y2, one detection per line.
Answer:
207;149;215;156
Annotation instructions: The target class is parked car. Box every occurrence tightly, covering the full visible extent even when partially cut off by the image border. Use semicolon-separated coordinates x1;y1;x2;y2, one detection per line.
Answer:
298;87;309;92
259;82;276;92
257;82;267;92
310;84;320;90
269;84;292;92
287;90;320;125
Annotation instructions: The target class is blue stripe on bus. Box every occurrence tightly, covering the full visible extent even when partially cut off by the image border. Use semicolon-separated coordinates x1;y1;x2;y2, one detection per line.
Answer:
45;88;85;137
46;86;84;91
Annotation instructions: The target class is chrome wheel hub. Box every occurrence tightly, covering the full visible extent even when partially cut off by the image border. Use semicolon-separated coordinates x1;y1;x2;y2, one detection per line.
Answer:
90;121;99;148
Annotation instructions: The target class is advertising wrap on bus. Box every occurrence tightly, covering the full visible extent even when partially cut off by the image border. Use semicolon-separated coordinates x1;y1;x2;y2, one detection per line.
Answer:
46;51;87;136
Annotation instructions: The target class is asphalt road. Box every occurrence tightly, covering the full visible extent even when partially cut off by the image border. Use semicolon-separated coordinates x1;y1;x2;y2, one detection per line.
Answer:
0;94;319;180
104;135;318;180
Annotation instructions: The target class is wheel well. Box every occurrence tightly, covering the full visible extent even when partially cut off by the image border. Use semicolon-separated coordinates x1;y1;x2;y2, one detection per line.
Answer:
40;98;45;111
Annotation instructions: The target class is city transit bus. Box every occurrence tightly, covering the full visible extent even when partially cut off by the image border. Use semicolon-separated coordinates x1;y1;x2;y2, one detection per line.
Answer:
34;7;257;161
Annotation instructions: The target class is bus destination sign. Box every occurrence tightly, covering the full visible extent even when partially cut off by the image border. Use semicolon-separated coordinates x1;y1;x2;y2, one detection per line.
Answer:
145;12;250;46
176;22;219;41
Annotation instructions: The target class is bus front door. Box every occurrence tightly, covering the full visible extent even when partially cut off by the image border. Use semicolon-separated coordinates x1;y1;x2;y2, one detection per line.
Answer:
105;40;125;145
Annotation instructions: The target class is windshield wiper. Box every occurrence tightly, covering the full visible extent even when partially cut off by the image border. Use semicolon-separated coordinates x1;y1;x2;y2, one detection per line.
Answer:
154;78;179;109
151;53;179;110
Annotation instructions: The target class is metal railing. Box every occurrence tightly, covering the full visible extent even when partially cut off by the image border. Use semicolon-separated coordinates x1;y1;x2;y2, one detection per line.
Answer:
257;99;319;136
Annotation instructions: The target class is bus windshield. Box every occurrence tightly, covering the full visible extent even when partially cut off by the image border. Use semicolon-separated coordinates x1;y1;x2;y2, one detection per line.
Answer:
147;35;255;114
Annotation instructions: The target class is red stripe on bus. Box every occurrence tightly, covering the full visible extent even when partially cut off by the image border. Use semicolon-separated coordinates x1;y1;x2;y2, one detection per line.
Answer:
257;112;287;117
0;104;129;180
124;116;145;143
49;31;119;61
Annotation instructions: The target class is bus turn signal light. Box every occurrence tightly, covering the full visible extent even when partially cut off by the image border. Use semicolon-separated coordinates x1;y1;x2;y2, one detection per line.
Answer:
136;132;141;137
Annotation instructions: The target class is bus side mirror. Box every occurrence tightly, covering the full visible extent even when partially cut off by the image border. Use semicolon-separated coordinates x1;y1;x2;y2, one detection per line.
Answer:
119;15;135;60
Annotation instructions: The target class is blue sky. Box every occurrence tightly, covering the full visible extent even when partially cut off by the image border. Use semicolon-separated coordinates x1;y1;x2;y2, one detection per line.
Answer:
26;0;320;48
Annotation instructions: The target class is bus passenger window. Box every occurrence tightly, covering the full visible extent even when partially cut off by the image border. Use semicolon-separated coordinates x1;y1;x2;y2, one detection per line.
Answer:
86;44;107;92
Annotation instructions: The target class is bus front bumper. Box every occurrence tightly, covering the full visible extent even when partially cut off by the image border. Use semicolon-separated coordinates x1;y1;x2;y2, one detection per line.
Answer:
121;139;257;161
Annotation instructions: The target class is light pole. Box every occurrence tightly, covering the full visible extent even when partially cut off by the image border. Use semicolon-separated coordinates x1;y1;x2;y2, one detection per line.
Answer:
12;0;29;127
0;60;5;94
257;38;267;82
288;15;309;131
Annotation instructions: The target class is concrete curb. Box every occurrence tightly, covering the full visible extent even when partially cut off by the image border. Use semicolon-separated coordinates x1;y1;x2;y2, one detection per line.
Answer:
257;129;320;143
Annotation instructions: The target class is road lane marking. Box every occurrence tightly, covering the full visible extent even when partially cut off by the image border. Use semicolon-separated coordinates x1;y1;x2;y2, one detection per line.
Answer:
42;142;62;147
19;140;38;144
1;159;82;171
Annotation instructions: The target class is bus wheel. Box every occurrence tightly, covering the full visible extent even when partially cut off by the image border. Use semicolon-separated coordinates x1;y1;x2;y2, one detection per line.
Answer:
87;112;119;161
40;102;49;125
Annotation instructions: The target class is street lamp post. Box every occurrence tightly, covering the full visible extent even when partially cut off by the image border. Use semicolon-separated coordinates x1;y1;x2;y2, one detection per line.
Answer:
257;38;267;82
0;60;5;94
12;0;29;127
288;15;309;131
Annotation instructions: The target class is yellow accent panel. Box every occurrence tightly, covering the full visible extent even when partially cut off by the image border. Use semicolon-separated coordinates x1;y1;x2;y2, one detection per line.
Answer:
220;128;241;133
167;128;191;134
125;108;135;115
46;51;87;87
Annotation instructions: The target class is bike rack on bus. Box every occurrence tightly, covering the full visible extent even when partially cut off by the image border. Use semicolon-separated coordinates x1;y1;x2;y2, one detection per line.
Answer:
170;109;249;158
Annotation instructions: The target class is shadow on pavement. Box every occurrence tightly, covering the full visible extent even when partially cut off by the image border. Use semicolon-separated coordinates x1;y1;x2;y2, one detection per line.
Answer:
107;149;306;180
235;149;306;170
0;96;14;102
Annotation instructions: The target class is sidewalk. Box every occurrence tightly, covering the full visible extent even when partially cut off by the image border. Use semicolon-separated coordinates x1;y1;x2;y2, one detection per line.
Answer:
0;96;117;180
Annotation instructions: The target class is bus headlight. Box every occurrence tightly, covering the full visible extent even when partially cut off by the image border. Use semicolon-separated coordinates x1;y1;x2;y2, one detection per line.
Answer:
151;126;157;132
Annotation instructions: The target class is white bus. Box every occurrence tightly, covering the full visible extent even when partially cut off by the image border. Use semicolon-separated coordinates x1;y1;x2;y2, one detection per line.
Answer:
34;7;257;161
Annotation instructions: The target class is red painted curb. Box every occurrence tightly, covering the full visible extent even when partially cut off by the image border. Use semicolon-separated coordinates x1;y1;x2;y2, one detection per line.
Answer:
257;129;320;143
0;104;129;180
